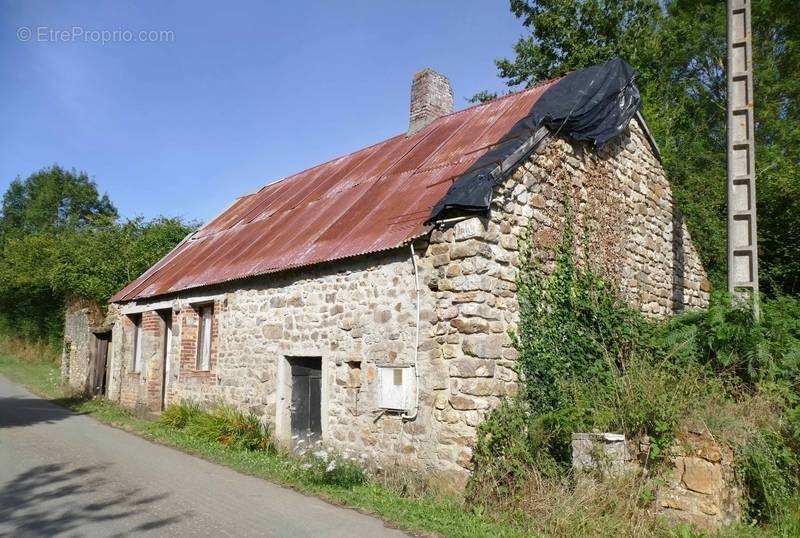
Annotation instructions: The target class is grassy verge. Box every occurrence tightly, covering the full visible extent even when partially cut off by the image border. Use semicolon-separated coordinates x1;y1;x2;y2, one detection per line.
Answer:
0;354;527;538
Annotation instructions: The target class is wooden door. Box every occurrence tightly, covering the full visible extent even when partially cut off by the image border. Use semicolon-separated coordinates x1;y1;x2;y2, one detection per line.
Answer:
289;358;322;442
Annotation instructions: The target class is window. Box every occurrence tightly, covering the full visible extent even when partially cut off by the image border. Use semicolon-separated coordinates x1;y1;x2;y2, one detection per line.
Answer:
196;304;213;371
377;366;412;411
131;314;143;372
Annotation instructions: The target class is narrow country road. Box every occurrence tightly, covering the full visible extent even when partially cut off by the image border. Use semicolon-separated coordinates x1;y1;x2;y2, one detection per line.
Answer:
0;375;408;538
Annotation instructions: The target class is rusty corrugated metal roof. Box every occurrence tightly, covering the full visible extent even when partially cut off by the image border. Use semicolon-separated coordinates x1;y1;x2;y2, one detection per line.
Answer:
112;81;557;303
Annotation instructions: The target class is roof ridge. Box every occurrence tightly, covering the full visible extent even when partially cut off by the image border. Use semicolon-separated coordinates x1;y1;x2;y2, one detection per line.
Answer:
425;77;561;122
241;79;562;200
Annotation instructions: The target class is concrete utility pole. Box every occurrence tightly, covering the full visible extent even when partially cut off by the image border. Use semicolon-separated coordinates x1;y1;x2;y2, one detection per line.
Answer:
727;0;760;318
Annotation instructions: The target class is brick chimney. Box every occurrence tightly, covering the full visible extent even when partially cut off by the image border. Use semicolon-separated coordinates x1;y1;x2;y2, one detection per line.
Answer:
408;68;453;135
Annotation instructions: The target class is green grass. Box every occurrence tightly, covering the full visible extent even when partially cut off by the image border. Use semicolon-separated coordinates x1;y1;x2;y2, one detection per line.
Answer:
0;355;62;397
4;354;800;537
0;353;528;538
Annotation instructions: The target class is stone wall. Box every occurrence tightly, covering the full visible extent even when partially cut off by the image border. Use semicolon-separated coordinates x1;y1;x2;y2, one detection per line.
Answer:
62;299;95;392
446;118;708;322
420;120;710;483
111;250;464;482
111;119;709;490
658;430;741;529
61;298;116;393
570;430;741;531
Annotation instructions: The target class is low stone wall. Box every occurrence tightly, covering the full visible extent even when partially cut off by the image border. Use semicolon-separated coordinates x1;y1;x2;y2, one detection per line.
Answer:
571;430;742;531
658;430;741;529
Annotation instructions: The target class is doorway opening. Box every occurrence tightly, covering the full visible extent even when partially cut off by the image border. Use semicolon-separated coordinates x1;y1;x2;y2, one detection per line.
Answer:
287;357;322;445
158;310;173;410
92;332;112;395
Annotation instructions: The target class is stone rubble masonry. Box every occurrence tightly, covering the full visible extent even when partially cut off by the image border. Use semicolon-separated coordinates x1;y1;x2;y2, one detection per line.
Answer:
572;430;741;530
106;119;709;492
572;432;627;478
62;299;97;392
657;430;741;529
62;298;117;394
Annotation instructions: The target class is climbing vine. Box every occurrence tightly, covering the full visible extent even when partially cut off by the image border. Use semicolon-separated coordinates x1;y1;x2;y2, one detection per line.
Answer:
468;193;800;528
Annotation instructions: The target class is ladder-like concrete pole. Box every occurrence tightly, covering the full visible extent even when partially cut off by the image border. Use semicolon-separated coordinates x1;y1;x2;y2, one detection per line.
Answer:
727;0;760;318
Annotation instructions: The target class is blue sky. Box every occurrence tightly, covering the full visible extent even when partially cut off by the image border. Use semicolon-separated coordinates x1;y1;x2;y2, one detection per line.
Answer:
1;1;523;223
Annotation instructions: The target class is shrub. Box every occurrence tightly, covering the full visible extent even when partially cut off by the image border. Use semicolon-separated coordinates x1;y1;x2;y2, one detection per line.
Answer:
515;200;655;417
664;293;800;387
740;431;798;524
188;404;273;452
316;458;366;488
467;398;562;508
0;331;60;363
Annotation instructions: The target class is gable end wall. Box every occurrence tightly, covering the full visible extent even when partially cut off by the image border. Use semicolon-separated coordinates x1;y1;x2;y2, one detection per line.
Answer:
424;119;709;485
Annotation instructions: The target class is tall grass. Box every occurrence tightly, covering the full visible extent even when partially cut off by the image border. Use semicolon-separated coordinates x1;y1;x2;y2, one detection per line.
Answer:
160;402;274;452
0;331;60;363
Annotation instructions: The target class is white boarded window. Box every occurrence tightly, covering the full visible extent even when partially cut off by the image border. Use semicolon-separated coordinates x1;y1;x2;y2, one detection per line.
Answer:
196;305;213;371
132;315;143;372
377;366;412;410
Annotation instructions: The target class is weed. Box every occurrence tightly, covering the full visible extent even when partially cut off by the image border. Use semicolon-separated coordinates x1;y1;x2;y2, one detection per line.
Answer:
296;441;366;489
161;402;274;452
159;401;201;429
0;333;59;363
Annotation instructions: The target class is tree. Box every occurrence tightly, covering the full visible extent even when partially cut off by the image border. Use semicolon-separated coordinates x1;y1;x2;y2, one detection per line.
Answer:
51;217;193;303
0;165;117;241
496;0;664;87
0;165;195;344
493;0;800;296
467;90;500;104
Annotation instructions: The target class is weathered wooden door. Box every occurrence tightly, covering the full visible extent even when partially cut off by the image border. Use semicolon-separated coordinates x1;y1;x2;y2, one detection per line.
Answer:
289;358;322;442
93;332;111;395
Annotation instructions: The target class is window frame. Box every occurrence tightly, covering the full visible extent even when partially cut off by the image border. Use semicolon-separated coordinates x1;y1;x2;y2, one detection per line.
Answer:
195;304;213;371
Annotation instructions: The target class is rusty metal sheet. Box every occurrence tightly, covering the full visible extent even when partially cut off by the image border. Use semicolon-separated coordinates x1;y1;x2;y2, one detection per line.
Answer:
112;84;552;303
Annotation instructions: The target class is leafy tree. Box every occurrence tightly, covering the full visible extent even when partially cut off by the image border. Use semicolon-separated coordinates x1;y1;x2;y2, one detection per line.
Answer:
467;90;500;104
493;0;800;295
0;165;194;344
496;0;664;87
51;217;192;303
0;165;117;241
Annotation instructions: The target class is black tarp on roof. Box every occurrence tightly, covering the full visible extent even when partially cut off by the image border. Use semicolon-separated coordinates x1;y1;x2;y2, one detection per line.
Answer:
428;58;642;221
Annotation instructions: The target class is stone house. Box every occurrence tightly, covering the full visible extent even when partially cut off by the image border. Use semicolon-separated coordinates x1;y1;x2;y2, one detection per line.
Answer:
72;60;709;489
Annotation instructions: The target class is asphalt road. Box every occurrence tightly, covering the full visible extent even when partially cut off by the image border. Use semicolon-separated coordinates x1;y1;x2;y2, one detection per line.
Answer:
0;375;408;538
